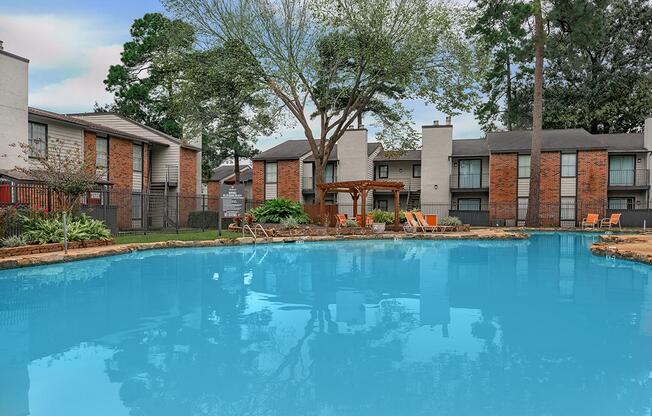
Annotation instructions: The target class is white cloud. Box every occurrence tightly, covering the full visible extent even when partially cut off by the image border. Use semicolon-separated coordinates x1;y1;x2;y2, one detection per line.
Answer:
29;44;122;112
0;13;122;112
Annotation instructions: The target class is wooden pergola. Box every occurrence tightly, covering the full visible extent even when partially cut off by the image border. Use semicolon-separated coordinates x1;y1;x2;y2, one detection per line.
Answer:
317;180;405;231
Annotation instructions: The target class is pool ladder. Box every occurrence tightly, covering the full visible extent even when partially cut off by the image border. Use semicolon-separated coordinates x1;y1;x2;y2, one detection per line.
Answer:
242;224;269;240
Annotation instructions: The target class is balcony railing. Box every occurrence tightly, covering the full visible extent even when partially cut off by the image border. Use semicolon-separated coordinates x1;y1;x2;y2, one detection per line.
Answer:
376;176;421;191
608;169;649;187
450;173;489;189
302;176;337;191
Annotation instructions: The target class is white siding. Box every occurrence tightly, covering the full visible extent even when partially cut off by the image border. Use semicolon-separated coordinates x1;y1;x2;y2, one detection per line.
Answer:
150;145;179;183
517;178;530;198
560;177;576;197
27;120;84;169
375;160;421;191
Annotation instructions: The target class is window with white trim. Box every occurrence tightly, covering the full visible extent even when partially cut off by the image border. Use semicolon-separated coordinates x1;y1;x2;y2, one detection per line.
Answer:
28;122;47;158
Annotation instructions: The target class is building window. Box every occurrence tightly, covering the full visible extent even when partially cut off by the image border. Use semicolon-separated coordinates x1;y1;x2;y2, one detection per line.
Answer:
518;155;531;178
28;122;47;158
96;136;108;169
608;197;634;210
375;199;388;211
560;197;576;220
325;163;336;183
132;193;142;220
265;162;277;183
517;197;528;220
132;144;143;172
458;159;481;188
458;198;481;211
412;164;421;178
609;155;635;186
561;153;576;177
378;165;389;179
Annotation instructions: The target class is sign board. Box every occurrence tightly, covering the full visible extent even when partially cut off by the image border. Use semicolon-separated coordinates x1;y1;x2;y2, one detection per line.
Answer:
220;184;245;218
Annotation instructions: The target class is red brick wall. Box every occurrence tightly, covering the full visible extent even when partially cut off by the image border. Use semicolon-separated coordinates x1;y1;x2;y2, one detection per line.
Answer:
178;148;199;227
207;181;220;211
489;153;517;222
252;160;264;202
577;149;608;220
109;136;133;230
278;160;300;201
539;151;561;226
83;130;96;174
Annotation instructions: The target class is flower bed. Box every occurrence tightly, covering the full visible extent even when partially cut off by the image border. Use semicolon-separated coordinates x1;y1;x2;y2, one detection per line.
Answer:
0;239;114;259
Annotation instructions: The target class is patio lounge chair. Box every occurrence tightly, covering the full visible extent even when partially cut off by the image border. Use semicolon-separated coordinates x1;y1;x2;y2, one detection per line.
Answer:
413;212;437;232
422;213;454;232
581;213;599;229
356;214;374;227
600;213;622;230
404;212;422;233
336;213;348;228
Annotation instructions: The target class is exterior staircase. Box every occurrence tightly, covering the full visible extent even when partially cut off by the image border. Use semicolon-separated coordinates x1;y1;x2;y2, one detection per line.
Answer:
407;190;420;211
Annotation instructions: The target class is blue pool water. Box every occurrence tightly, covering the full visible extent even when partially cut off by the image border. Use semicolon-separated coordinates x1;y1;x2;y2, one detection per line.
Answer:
0;233;651;416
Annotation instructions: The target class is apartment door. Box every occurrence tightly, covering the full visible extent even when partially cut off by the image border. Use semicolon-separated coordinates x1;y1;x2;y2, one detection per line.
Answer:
609;155;635;186
459;160;481;188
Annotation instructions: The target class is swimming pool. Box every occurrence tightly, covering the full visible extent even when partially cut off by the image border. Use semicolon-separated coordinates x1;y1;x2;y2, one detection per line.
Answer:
0;233;651;415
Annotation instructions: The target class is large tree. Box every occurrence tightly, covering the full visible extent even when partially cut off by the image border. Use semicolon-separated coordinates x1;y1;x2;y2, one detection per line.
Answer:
100;13;195;137
468;0;532;131
164;0;477;192
525;0;544;227
175;41;278;181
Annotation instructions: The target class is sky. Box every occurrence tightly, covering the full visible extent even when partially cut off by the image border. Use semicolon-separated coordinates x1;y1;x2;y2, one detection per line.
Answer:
0;0;483;151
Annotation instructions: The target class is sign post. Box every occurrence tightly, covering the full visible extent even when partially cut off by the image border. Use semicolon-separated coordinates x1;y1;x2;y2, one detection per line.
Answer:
220;185;245;234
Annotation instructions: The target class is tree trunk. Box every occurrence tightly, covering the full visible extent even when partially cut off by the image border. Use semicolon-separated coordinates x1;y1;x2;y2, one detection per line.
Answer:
505;53;513;131
234;151;240;183
526;0;544;227
314;158;327;224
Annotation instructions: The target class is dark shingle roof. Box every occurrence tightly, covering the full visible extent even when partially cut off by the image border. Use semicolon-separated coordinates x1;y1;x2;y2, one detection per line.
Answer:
596;133;646;152
374;149;422;161
487;129;606;152
29;107;151;144
255;140;381;161
210;165;252;182
452;139;489;156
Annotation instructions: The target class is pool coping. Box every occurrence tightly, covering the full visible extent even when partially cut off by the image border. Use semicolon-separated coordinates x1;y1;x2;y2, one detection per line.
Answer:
0;229;528;270
590;234;652;266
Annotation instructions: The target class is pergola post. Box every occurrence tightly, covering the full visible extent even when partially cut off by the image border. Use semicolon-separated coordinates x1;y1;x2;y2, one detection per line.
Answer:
361;189;368;227
351;191;359;218
393;190;400;231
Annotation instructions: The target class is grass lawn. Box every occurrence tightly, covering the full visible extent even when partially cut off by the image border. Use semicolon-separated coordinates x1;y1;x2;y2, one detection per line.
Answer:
115;230;241;245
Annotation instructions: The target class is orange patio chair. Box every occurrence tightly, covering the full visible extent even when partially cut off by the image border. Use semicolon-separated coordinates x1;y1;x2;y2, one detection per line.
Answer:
414;211;438;233
600;213;622;230
356;214;374;227
403;212;421;233
336;213;348;228
581;213;599;229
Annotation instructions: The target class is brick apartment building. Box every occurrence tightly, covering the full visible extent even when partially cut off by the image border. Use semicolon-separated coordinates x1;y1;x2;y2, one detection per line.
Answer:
251;118;652;226
0;44;202;232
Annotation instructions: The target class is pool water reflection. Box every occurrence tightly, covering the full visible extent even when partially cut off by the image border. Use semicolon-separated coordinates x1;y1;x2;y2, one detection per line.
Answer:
0;233;651;415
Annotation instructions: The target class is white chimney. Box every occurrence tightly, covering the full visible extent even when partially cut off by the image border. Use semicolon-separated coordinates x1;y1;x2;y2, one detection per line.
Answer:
420;121;453;211
445;115;452;125
0;45;29;170
337;127;368;214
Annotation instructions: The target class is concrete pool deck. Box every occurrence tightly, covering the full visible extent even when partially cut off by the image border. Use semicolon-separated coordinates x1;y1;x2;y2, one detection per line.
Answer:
0;229;527;270
591;234;652;265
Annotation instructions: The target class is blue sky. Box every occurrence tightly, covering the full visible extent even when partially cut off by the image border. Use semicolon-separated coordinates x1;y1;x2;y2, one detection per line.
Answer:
0;0;483;150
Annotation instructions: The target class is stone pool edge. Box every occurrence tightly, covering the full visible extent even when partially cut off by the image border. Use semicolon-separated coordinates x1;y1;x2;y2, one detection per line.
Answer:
591;234;652;266
0;230;528;270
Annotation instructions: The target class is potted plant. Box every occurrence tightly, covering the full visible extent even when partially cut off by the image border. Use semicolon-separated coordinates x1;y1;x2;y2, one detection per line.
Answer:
370;209;393;233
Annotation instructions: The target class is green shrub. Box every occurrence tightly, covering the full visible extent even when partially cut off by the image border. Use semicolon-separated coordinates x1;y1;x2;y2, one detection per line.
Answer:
439;216;462;226
250;199;310;224
1;234;27;247
280;217;300;229
21;214;111;244
188;211;219;228
370;209;394;224
343;219;358;228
